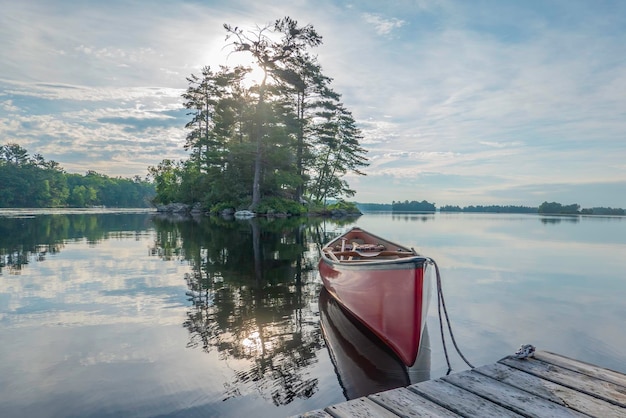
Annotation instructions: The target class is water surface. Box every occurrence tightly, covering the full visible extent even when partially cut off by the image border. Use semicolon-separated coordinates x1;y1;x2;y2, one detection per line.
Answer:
1;210;624;417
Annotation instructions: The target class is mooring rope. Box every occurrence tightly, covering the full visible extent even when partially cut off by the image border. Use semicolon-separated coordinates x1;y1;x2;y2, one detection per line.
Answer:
428;257;475;374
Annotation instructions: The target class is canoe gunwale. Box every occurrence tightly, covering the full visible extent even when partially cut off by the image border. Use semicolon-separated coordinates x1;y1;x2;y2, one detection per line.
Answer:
320;253;429;270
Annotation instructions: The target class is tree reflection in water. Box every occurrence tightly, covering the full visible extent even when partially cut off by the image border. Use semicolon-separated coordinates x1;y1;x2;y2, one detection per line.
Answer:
150;215;350;406
0;213;151;274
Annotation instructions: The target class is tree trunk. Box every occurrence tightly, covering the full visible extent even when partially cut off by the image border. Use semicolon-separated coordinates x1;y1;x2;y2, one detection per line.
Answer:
295;91;305;203
249;70;268;211
250;137;262;210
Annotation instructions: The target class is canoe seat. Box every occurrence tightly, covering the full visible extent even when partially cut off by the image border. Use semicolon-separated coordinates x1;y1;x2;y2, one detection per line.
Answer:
335;243;386;251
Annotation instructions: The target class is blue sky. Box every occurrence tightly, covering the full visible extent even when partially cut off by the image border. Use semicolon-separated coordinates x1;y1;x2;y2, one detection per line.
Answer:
1;0;625;207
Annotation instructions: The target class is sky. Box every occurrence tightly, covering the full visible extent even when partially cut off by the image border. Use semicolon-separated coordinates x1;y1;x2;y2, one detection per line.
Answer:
1;0;625;208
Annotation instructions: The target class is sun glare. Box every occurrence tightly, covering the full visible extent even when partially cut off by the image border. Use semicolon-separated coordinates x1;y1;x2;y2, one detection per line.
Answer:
242;331;262;351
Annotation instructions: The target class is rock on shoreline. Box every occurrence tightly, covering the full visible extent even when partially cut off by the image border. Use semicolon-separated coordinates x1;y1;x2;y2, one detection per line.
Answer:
155;203;361;218
155;203;204;214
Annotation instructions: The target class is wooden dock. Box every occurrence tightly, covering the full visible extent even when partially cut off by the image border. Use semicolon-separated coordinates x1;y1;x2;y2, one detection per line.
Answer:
295;350;626;417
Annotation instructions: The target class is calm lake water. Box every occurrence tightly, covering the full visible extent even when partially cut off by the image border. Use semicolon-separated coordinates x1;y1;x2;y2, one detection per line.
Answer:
1;210;625;417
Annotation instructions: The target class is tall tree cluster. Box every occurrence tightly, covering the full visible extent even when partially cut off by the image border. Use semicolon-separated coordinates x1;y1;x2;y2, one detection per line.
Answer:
150;17;368;212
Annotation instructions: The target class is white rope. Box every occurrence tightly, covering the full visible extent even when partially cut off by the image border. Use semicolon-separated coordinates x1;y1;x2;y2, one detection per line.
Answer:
428;257;475;374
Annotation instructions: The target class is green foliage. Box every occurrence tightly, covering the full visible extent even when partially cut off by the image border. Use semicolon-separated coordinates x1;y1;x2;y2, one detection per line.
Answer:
151;17;368;215
581;207;625;215
356;203;392;212
68;185;96;207
392;200;436;212
327;200;360;213
256;197;306;215
439;205;463;212
210;201;237;214
538;201;580;214
0;143;154;208
305;200;360;217
148;159;183;204
307;104;368;204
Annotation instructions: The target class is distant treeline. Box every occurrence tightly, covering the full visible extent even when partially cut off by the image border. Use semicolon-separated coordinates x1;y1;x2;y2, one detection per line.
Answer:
580;207;625;215
537;201;624;215
440;205;537;213
356;203;393;212
392;200;436;212
356;200;437;212
0;143;155;208
357;199;624;215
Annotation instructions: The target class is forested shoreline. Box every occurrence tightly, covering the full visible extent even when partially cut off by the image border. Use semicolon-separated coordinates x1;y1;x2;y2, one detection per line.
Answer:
0;143;154;208
358;200;625;215
3;142;623;215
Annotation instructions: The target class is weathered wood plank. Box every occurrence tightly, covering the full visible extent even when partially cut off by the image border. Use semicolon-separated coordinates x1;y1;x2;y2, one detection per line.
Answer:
295;410;335;417
325;397;399;418
296;351;626;418
475;363;626;418
500;356;626;408
369;387;461;417
443;369;588;417
534;351;626;388
409;378;524;417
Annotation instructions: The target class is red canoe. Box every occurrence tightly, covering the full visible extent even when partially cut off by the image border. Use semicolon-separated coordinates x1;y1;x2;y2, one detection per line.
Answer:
318;227;433;366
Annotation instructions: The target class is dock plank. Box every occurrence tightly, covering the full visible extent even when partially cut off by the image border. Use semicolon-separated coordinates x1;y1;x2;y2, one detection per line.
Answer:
443;369;588;417
409;378;524;417
500;356;626;408
325;397;398;418
294;350;626;418
369;387;461;417
475;362;626;418
534;351;626;388
295;410;335;417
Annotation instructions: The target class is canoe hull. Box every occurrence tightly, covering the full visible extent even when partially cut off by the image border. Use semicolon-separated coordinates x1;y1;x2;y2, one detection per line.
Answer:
319;287;431;399
318;254;432;367
319;288;410;399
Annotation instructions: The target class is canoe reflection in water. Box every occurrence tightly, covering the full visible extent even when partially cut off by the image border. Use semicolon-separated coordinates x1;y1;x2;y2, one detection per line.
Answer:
319;288;430;400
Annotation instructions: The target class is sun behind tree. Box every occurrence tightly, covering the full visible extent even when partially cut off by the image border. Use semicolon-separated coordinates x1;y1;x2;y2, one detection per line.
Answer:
150;17;368;215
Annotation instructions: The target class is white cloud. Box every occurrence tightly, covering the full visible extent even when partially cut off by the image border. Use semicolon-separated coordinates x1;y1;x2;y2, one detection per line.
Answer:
0;100;19;112
362;13;406;35
479;141;524;148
